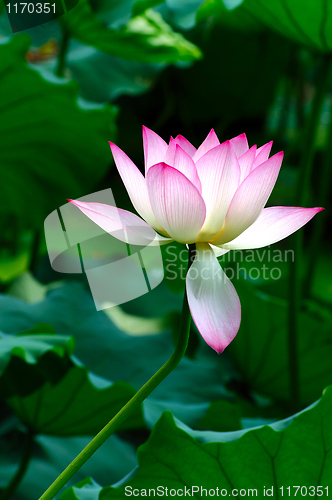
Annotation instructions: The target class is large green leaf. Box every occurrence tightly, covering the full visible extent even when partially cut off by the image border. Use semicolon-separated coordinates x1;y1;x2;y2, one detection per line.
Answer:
0;325;73;376
60;387;332;498
0;282;234;430
60;479;104;500
6;359;144;436
0;325;75;398
60;479;103;500
67;43;164;102
0;36;116;230
61;1;202;62
0;288;144;435
228;280;332;408
241;0;332;52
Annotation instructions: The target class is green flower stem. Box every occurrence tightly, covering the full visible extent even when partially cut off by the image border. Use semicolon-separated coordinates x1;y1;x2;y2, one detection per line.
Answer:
288;55;332;411
38;244;196;500
56;27;70;78
0;429;34;500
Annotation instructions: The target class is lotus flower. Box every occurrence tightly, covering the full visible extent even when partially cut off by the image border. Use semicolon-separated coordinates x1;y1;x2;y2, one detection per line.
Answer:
69;127;322;353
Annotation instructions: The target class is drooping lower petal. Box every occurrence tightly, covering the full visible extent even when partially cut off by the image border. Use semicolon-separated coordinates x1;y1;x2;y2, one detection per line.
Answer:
68;200;173;246
109;142;165;233
146;163;206;243
217;206;324;250
143;126;168;174
196;141;240;241
186;243;241;354
212;152;284;245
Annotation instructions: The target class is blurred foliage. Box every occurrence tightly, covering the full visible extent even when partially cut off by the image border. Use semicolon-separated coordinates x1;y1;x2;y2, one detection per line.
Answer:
229;281;332;408
0;36;116;231
7;361;144;436
0;0;332;498
60;2;202;62
241;0;332;53
0;324;74;398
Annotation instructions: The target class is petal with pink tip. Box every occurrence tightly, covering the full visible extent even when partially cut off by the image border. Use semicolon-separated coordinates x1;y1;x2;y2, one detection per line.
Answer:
164;141;201;191
146;163;206;243
186;243;241;354
238;145;257;183
110;143;165;233
172;134;196;157
142;126;168;174
229;133;249;158
68;200;173;246
164;137;197;168
217;206;323;250
163;137;177;166
252;141;273;170
212;152;284;245
196;141;240;241
173;145;202;192
192;129;220;163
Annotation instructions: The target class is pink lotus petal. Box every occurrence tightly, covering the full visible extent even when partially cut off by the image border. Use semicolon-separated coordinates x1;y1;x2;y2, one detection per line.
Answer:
172;134;196;157
163;137;177;166
218;206;324;249
164;141;201;191
109;143;165;233
186;243;241;354
164;137;197;167
229;133;249;158
212;152;284;245
196;141;240;241
252;141;273;170
68;200;173;246
192;129;220;163
146;163;206;243
173;145;202;192
142;126;168;174
238;145;257;183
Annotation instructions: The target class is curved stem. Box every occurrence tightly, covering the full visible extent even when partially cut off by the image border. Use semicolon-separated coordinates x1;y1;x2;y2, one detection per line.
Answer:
288;54;332;411
38;244;196;500
0;429;34;500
